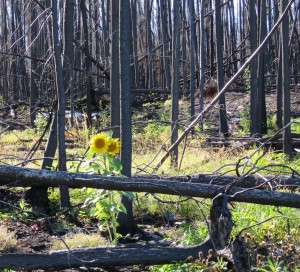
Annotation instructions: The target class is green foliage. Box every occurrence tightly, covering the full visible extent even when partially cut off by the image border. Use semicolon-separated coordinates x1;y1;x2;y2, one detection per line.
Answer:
34;115;48;134
150;257;232;272
291;118;300;133
143;122;169;144
82;189;134;242
256;258;290;272
238;105;251;134
243;68;251;92
80;134;133;243
178;222;208;246
267;113;278;134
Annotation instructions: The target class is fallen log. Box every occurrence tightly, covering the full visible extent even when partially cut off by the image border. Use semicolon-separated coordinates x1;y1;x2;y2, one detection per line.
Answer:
139;174;300;188
0;241;213;270
0;165;299;208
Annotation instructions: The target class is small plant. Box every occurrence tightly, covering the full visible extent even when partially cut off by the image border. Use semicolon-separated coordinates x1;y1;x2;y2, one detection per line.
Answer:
243;68;251;92
34;115;48;134
81;133;132;243
238;105;251;135
256;258;289;272
179;222;208;246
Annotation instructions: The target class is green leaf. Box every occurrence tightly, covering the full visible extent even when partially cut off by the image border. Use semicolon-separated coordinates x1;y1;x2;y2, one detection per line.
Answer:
98;213;110;220
112;158;122;170
89;164;100;170
120;191;135;199
85;149;95;158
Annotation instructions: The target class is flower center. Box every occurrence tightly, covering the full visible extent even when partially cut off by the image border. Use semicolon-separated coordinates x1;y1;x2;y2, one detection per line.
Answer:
107;142;116;152
95;138;105;148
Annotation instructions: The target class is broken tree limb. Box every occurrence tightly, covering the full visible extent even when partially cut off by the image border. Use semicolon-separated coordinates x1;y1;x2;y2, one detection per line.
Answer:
154;0;295;170
0;165;299;208
0;242;214;270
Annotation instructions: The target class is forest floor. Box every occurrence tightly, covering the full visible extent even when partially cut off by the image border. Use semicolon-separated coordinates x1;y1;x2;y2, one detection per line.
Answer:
1;90;300;271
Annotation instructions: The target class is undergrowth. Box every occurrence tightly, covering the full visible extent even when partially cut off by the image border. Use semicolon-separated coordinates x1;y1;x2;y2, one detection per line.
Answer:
0;99;299;270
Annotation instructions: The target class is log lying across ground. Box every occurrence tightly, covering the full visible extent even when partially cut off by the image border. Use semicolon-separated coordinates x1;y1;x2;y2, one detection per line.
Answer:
0;242;213;270
0;165;299;208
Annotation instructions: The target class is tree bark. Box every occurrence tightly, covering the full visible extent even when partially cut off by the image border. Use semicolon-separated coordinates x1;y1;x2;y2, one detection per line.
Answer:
110;0;120;138
249;0;259;135
80;0;93;126
159;0;171;92
117;0;139;236
215;0;228;136
170;0;180;167
1;165;300;208
281;0;292;156
51;0;70;208
0;242;213;270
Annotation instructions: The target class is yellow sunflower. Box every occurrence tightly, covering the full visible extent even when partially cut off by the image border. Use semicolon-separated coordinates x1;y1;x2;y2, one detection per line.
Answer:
89;133;109;153
107;138;120;156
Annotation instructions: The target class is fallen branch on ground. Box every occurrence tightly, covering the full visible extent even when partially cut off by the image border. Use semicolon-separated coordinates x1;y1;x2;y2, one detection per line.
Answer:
0;165;299;208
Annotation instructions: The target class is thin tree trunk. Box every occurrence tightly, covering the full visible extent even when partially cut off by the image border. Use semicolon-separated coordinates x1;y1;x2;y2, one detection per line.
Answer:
199;0;205;130
215;0;228;136
160;0;171;91
80;0;93;126
170;0;180;167
189;0;195;124
257;0;268;134
29;2;38;127
52;0;70;208
281;0;292;156
110;0;120;138
249;0;259;135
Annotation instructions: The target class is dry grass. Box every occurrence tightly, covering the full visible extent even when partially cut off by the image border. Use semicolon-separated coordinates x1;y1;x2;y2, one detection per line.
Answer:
0;226;18;252
49;232;106;251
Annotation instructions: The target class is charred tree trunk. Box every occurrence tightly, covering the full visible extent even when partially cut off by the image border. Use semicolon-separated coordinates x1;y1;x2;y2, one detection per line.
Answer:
281;0;292;156
215;0;228;136
189;0;195;123
110;0;120;138
170;0;180;168
117;0;139;236
52;0;70;208
257;0;268;135
80;0;93;126
249;0;259;135
160;0;171;91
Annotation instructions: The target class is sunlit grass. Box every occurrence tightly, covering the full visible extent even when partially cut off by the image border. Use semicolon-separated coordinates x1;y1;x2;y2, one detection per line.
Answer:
49;232;106;251
0;226;18;252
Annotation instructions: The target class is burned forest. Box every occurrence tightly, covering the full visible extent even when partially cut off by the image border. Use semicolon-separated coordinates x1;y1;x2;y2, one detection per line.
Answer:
0;0;300;271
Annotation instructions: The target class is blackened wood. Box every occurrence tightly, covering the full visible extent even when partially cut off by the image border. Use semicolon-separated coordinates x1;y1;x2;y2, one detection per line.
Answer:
281;0;292;156
110;0;120;138
0;238;214;270
170;0;180;167
215;0;228;136
0;165;300;208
